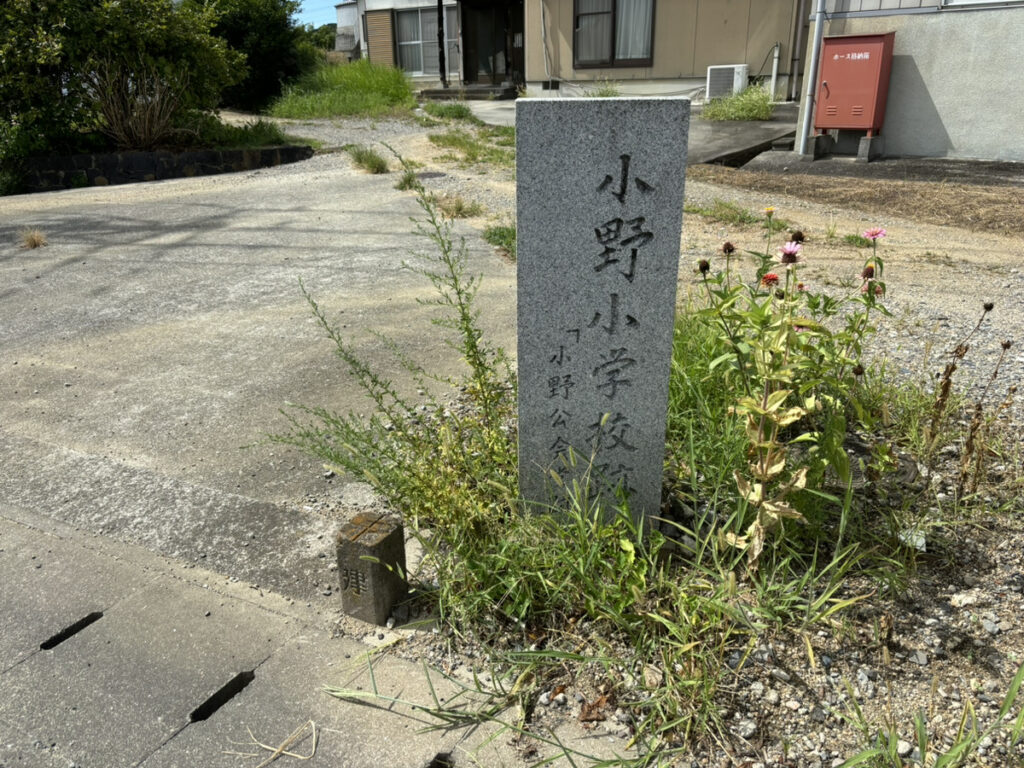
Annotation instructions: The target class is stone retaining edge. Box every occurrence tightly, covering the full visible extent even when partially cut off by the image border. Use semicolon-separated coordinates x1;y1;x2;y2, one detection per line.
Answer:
22;145;315;192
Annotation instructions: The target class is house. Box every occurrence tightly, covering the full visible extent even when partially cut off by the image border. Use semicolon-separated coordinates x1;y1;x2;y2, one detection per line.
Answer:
350;0;523;87
522;0;808;99
335;0;361;60
796;0;1024;161
345;0;1024;161
349;0;809;97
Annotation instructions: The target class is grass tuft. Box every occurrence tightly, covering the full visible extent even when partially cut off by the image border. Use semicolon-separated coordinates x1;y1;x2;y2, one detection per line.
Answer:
269;59;415;119
345;144;388;174
583;79;620;98
18;229;48;249
844;233;873;248
482;222;516;261
701;84;774;121
422;102;483;125
433;193;483;219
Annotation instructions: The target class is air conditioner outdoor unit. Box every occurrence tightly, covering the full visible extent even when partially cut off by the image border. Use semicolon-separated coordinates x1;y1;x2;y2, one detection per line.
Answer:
705;64;749;100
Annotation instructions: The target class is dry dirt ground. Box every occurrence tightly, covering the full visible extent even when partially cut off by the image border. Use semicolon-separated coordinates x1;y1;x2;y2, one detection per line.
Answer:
277;115;1024;767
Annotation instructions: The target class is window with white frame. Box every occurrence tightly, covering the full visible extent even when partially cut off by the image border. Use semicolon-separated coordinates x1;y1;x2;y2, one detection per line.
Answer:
396;7;458;76
574;0;654;68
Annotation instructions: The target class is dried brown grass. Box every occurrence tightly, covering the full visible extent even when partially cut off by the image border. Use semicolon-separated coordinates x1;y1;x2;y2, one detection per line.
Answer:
19;229;48;249
688;164;1024;237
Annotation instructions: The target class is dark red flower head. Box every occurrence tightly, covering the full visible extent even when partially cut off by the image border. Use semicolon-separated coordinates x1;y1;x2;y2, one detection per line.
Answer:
722;241;736;255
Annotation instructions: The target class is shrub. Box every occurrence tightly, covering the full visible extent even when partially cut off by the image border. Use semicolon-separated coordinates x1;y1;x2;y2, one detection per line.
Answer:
0;0;243;158
299;22;337;52
188;0;320;112
701;83;774;121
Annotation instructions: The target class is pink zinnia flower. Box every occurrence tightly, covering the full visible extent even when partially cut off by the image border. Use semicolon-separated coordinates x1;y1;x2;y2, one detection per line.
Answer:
761;273;780;288
861;282;884;297
776;241;802;266
863;227;887;241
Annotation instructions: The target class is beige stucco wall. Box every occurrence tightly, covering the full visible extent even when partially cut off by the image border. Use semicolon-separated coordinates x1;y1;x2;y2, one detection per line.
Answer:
797;7;1024;161
524;0;801;85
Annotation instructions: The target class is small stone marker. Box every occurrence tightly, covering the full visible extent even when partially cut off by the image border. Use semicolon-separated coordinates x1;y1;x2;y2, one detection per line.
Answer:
516;97;689;521
335;512;407;625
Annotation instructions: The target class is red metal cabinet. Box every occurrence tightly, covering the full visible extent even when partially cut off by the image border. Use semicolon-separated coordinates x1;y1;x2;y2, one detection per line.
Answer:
814;32;895;136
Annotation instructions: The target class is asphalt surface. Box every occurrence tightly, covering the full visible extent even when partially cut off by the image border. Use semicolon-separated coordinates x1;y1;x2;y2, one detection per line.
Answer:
2;99;1020;767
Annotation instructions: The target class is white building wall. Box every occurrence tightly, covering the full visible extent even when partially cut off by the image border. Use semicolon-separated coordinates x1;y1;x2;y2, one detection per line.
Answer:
799;6;1024;161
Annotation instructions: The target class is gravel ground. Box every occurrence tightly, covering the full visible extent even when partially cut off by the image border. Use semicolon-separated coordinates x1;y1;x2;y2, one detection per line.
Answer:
269;113;1024;767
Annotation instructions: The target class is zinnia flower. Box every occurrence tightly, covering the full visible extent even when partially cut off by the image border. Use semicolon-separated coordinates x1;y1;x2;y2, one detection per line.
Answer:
863;227;887;241
777;241;802;266
790;231;805;243
698;259;710;274
984;302;994;312
764;206;776;216
796;282;807;292
722;241;736;255
861;263;875;280
761;273;780;288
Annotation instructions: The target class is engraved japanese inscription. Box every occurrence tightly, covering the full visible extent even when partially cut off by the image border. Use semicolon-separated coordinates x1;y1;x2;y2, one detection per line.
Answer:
516;98;690;521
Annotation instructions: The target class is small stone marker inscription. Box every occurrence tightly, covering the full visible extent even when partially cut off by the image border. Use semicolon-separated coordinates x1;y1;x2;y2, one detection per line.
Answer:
516;97;689;519
335;512;407;625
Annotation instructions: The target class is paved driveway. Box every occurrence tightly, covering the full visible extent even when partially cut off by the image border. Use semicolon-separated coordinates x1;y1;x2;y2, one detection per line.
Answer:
0;153;516;597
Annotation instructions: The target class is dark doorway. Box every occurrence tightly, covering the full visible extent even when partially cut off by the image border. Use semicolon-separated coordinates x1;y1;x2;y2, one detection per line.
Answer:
460;0;524;86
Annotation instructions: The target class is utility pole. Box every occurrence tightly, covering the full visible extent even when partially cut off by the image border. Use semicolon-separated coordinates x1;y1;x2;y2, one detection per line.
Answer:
437;0;448;89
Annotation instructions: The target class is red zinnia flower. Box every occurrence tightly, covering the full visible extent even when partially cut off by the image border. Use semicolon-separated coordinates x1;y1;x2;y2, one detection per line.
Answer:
761;273;780;287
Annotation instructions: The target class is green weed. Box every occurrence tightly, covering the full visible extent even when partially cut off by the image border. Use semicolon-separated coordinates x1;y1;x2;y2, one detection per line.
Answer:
394;168;418;191
428;129;514;167
583;79;620;98
269;59;415;119
701;83;775;121
433;193;483;219
422;101;483;125
345;144;388;173
482;222;516;261
845;233;873;248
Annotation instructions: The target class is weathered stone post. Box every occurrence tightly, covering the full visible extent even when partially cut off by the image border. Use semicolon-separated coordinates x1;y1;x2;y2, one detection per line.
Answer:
336;512;407;625
516;97;690;522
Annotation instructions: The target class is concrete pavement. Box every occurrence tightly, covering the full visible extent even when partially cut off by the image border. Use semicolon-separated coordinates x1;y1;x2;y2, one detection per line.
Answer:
0;105;802;767
467;99;799;165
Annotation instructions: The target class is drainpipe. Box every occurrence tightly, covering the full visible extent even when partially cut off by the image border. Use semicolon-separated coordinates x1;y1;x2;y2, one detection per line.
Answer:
797;0;827;156
770;42;780;101
789;0;808;101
